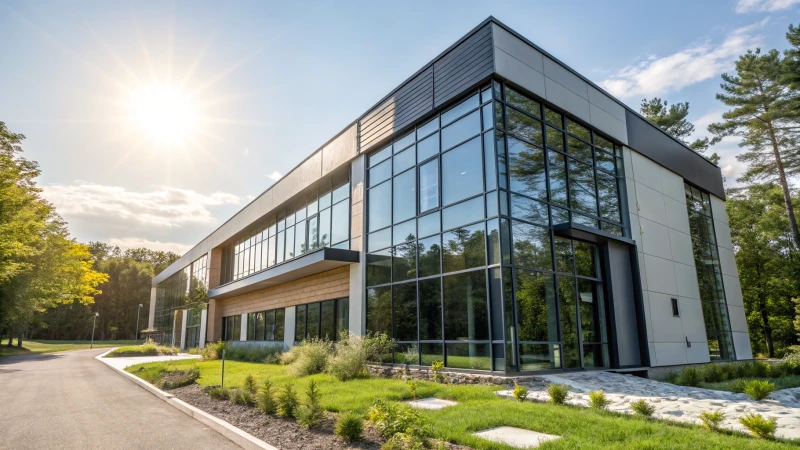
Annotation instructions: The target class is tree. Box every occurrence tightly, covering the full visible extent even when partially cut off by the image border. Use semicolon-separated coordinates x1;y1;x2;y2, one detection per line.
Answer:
640;98;719;163
709;49;800;247
727;184;799;357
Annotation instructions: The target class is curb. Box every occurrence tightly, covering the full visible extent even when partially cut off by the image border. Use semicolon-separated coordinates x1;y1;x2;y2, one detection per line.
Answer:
96;350;278;450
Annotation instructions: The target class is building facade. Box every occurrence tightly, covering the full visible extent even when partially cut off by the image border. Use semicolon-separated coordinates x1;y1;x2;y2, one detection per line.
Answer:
149;17;752;373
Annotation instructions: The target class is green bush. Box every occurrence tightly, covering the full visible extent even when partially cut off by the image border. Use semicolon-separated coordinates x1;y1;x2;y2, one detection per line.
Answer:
588;390;610;410
257;379;277;414
730;378;748;393
698;410;725;431
335;412;364;442
407;379;419;400
368;400;430;441
743;379;776;401
105;341;178;357
281;338;333;377
630;399;655;417
739;413;777;439
201;341;282;363
701;364;725;383
206;386;230;400
231;389;255;406
513;383;529;402
157;366;200;390
663;371;680;384
296;380;325;428
362;331;397;363
327;332;394;381
382;433;427;450
277;383;299;418
677;368;701;387
201;341;227;360
243;374;258;395
719;363;738;381
547;384;569;405
430;361;445;384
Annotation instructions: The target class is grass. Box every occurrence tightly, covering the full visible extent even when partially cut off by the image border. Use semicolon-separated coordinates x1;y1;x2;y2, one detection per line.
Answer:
105;341;177;357
126;359;800;449
0;338;138;357
701;376;800;393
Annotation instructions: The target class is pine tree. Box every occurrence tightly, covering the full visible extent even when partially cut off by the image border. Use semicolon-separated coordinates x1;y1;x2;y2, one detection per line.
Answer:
640;98;719;163
709;49;800;247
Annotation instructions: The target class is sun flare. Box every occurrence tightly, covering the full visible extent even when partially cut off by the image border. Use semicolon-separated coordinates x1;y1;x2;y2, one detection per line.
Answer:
127;84;197;147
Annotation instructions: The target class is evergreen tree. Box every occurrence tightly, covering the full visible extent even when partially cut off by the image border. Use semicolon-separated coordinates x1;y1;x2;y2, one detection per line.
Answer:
640;98;719;163
709;49;800;247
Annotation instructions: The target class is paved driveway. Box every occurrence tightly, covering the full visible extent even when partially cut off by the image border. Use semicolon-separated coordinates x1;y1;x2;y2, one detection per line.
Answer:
0;348;240;450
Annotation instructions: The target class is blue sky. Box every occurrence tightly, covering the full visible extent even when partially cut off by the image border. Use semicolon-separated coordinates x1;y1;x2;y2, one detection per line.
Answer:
1;0;798;254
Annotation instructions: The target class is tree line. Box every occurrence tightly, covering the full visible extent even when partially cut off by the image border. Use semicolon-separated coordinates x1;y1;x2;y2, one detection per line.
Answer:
641;23;800;357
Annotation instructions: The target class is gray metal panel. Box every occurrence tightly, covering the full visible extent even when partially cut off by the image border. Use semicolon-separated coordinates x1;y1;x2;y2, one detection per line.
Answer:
607;242;642;367
433;23;494;108
544;77;591;122
322;124;358;177
589;104;628;144
543;56;588;100
625;110;725;199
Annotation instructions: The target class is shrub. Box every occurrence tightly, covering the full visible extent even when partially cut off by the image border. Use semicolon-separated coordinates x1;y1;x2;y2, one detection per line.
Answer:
739;413;777;439
231;389;255;406
281;338;333;377
751;361;770;378
698;410;725;431
630;399;655;417
784;350;800;375
677;368;701;387
157;366;200;390
743;379;776;401
335;412;364;442
513;383;529;402
106;341;178;357
256;379;277;414
767;361;788;378
408;379;419;400
207;386;230;400
277;383;299;418
382;433;427;450
201;341;227;361
702;364;724;383
719;363;738;381
663;371;680;384
363;332;396;363
430;361;445;384
296;380;325;428
243;374;258;394
730;378;747;394
368;400;430;441
547;384;569;405
327;332;395;381
588;390;610;410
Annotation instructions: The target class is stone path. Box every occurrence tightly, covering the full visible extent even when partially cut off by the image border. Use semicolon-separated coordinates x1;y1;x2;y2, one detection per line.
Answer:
497;371;800;439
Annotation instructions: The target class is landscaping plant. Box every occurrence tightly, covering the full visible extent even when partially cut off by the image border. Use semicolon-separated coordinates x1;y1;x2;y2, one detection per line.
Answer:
327;332;395;381
157;366;200;390
739;413;777;439
256;379;277;415
243;374;258;395
207;386;230;400
368;400;430;442
701;363;725;383
280;338;333;377
730;378;748;393
430;361;445;384
698;410;725;431
588;390;610;410
547;384;569;405
408;379;419;400
513;383;529;402
629;399;655;417
677;367;701;387
277;383;299;418
335;412;364;443
743;379;776;401
231;389;255;406
296;380;325;428
105;340;178;357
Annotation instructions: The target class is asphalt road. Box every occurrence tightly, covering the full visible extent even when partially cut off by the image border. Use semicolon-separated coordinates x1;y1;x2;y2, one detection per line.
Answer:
0;348;241;450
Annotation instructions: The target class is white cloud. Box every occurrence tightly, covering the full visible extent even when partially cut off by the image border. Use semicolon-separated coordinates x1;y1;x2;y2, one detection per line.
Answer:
43;183;243;228
735;0;800;13
599;20;767;98
106;237;192;255
267;171;281;181
689;111;749;185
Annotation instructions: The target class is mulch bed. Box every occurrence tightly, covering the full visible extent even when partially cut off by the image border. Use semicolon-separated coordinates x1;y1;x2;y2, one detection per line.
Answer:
169;384;471;450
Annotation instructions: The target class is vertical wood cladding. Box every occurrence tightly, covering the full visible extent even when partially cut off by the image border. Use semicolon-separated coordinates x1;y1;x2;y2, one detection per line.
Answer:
358;23;494;153
218;266;350;317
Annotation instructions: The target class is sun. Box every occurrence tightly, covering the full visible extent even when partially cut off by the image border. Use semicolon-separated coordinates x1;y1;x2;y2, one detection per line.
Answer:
127;84;198;147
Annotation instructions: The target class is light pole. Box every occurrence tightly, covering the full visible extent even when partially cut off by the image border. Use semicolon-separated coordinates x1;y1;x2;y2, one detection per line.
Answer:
135;304;143;343
90;312;99;349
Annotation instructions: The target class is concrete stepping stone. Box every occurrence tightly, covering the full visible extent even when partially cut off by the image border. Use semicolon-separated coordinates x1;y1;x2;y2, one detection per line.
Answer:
473;426;560;448
407;398;457;410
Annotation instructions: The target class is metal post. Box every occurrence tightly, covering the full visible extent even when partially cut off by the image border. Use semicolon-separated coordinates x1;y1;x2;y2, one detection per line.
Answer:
90;312;99;349
221;349;226;388
135;304;142;343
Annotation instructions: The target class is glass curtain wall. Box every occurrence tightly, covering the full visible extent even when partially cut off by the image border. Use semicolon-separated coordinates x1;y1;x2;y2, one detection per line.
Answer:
153;254;210;346
685;184;735;361
295;298;349;342
364;80;626;372
220;170;351;284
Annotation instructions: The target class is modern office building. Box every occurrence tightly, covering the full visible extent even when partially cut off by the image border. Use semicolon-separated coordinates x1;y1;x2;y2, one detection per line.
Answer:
149;17;752;373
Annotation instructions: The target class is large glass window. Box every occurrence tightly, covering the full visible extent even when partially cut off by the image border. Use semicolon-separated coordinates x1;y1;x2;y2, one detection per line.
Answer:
442;137;483;206
295;298;349;341
153;254;209;346
686;184;734;361
246;308;285;341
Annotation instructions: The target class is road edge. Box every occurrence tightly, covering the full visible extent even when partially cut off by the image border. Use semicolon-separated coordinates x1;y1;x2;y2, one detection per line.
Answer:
95;350;279;450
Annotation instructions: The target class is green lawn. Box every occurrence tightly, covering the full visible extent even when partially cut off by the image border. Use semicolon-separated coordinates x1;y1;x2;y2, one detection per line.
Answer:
126;359;800;449
0;339;138;357
701;375;800;392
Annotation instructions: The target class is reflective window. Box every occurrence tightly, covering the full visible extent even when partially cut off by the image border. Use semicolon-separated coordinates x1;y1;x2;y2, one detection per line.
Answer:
419;159;439;213
369;181;391;231
442;110;480;150
507;136;546;201
418;235;441;277
417;132;439;162
393;169;416;224
442;137;483;205
442;222;485;273
443;270;488;340
366;287;392;335
393;282;417;341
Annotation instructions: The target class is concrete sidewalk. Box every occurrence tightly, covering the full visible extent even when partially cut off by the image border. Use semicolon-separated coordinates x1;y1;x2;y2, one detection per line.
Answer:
101;352;201;370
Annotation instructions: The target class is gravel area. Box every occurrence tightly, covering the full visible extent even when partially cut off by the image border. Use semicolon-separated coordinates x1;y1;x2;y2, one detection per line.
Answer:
498;371;800;439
